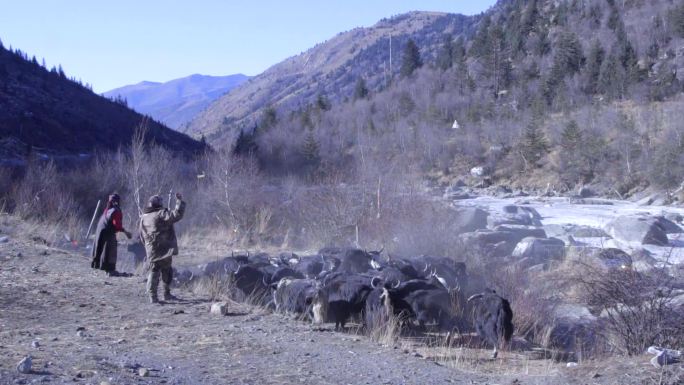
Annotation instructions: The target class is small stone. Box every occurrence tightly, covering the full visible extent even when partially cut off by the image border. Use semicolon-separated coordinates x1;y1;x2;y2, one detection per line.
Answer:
210;302;228;315
100;382;111;385
412;352;422;358
138;368;150;377
566;362;578;368
76;330;85;338
0;236;8;243
16;355;32;374
31;341;40;348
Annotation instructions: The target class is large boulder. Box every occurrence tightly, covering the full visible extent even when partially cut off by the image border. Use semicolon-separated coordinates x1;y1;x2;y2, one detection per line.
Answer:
603;215;669;246
544;224;609;239
654;216;683;234
460;226;546;259
452;207;489;233
512;237;566;264
548;304;599;353
487;205;542;228
566;247;633;270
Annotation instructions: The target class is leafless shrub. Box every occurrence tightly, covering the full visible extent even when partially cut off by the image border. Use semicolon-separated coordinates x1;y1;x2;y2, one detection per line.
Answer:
572;264;684;356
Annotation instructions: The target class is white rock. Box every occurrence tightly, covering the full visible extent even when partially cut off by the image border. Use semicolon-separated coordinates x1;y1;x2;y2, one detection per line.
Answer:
210;302;228;315
138;367;150;377
31;340;39;348
0;236;8;243
16;355;32;374
76;330;85;338
566;362;578;367
470;166;486;177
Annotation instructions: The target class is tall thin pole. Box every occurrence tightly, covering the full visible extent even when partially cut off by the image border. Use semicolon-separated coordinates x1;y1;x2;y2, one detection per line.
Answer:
85;200;101;241
389;33;392;77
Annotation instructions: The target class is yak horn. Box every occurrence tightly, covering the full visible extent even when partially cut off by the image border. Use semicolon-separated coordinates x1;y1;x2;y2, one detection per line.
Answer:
467;293;484;302
370;276;382;289
392;280;400;289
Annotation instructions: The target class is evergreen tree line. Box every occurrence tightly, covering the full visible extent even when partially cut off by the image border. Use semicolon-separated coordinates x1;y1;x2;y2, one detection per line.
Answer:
230;0;684;194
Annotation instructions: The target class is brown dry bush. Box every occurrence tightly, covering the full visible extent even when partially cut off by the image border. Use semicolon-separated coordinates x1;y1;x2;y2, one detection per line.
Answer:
8;160;84;242
572;264;684;356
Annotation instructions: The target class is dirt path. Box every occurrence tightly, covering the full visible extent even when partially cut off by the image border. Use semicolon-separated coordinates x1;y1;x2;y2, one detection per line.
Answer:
0;235;505;385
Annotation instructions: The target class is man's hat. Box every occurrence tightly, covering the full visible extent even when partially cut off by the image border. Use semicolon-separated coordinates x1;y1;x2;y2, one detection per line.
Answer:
148;195;163;208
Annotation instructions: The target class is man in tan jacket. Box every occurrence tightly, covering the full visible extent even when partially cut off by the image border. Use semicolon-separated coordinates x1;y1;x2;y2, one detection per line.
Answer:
140;193;185;303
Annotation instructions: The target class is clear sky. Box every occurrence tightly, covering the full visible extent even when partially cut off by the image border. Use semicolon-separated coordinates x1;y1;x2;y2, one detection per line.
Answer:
0;1;497;93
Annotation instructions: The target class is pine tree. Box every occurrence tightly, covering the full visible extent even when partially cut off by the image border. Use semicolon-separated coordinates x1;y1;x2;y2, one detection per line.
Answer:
316;94;331;111
436;34;453;71
301;130;320;163
452;36;466;68
561;120;582;151
521;122;549;167
260;106;277;130
521;0;539;35
233;129;257;156
543;32;583;103
400;39;422;77
469;16;492;58
669;2;684;38
559;120;585;184
598;49;625;100
353;77;369;100
584;40;604;94
554;32;583;74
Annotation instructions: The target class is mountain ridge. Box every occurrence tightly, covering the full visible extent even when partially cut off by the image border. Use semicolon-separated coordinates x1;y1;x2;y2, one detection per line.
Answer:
104;73;249;130
186;11;478;146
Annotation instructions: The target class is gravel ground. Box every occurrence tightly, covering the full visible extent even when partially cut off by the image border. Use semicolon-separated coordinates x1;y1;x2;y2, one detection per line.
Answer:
1;218;682;385
0;233;501;385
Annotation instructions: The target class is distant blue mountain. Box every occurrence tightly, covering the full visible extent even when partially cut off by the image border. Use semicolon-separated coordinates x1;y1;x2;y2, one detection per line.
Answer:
104;73;249;129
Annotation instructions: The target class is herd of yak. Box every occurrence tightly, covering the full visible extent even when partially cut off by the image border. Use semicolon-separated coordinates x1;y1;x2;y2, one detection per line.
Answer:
174;247;515;358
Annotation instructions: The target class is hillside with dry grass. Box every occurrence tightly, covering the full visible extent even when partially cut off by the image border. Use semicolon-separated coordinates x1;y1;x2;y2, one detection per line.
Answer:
189;0;684;198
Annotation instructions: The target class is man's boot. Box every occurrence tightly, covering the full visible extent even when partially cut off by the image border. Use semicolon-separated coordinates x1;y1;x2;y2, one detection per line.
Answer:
163;287;178;301
149;294;159;304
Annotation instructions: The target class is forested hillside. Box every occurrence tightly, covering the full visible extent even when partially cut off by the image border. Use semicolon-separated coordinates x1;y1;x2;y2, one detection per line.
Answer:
0;42;207;162
205;0;684;197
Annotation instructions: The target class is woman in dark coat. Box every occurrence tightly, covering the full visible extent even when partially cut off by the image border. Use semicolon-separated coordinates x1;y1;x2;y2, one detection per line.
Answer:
91;193;132;276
